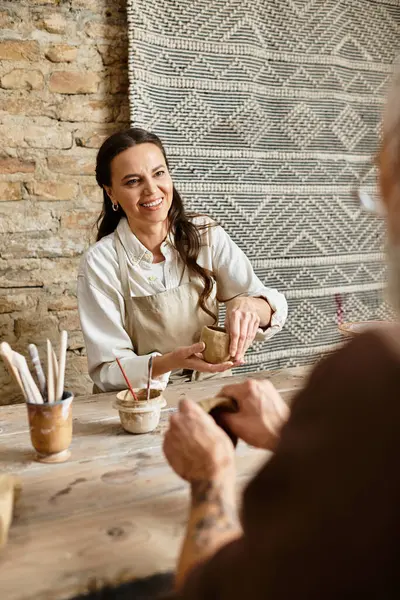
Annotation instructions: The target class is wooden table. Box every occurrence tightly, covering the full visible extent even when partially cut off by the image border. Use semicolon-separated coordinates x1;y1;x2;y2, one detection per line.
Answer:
0;367;308;600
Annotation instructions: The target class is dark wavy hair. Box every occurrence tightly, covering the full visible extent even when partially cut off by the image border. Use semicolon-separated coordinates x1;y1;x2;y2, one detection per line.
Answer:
95;127;216;322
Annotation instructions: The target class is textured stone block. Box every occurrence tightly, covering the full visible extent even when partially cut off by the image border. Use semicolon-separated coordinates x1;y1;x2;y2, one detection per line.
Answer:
85;22;126;40
0;40;40;61
45;44;78;63
75;132;108;148
47;294;78;311
0;292;38;314
49;71;100;94
57;97;112;122
0;204;57;234
1;69;44;90
23;126;72;149
42;14;67;34
61;210;98;229
47;154;95;175
0;158;35;174
26;181;78;201
0;183;22;201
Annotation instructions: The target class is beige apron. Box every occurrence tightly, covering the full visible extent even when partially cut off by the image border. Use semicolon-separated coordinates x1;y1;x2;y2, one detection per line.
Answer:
93;233;230;393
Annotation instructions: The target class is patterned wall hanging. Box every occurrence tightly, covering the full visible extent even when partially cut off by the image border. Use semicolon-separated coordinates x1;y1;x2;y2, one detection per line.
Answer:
126;0;398;373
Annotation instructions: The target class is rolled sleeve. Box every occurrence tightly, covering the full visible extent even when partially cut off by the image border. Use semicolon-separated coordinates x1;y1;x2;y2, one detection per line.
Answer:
210;225;287;339
98;352;170;392
254;287;288;341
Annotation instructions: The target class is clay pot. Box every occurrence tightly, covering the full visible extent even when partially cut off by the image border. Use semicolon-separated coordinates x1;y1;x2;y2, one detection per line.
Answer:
113;388;165;434
26;392;73;463
198;395;238;447
200;325;231;364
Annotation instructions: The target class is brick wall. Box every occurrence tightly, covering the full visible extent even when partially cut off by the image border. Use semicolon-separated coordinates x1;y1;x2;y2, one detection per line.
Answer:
0;0;129;404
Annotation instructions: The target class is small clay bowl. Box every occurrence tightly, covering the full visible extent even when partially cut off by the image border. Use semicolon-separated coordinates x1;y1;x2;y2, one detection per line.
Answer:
113;388;165;434
200;325;231;364
26;391;73;463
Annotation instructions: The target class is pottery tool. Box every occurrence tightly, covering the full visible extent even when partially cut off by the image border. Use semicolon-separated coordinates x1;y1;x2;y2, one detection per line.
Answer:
115;357;139;402
55;330;68;402
12;352;43;404
146;355;153;402
0;342;28;401
28;344;46;398
52;347;59;385
46;339;55;403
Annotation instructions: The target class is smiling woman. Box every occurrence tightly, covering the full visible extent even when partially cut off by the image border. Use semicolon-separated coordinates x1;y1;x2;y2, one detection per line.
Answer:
77;128;288;393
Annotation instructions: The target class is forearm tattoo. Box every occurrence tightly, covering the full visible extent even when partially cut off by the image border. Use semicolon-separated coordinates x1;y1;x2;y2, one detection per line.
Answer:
190;480;239;549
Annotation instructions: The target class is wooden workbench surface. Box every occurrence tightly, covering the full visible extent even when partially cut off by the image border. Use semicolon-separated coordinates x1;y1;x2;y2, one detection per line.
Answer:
0;367;309;600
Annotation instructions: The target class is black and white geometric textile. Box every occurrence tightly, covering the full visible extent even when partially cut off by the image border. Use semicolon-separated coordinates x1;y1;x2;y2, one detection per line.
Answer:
126;0;399;372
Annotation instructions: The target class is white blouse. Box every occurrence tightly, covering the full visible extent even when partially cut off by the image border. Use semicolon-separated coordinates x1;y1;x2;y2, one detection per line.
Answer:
77;216;288;392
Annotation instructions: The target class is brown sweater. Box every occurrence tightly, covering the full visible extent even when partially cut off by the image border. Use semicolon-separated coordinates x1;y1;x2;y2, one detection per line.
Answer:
178;328;400;599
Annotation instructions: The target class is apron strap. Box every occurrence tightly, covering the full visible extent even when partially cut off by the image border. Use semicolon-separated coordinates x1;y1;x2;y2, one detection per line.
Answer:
115;233;135;333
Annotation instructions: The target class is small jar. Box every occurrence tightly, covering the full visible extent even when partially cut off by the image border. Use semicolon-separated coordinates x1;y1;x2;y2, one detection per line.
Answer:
26;391;73;463
113;389;165;434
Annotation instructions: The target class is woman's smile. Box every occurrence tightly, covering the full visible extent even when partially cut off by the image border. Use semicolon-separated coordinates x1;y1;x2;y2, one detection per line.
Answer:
140;197;164;210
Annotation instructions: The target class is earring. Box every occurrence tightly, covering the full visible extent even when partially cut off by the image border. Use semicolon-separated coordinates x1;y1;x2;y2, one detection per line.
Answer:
112;203;119;212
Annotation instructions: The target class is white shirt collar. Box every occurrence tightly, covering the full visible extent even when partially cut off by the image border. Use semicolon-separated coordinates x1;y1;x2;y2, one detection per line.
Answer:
116;217;173;265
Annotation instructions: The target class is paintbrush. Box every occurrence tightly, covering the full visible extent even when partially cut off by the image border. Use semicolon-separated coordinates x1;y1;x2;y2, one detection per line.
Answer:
55;330;68;402
28;344;46;398
115;358;139;402
46;339;55;403
146;355;153;403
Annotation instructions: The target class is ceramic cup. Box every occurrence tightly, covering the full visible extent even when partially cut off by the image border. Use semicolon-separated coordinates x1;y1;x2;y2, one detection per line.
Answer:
113;388;166;434
26;391;73;463
200;325;231;364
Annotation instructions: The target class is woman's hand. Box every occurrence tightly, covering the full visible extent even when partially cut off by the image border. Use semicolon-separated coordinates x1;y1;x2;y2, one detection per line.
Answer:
172;342;238;373
163;398;235;482
225;297;271;361
152;342;242;378
218;379;290;451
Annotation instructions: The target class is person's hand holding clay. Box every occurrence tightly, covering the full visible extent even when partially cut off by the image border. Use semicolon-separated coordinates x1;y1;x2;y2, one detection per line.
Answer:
225;297;272;361
153;342;243;377
163;398;235;482
218;379;290;451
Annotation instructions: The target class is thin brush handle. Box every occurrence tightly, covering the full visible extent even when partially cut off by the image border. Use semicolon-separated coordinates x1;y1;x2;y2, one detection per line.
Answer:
56;330;68;402
116;358;139;402
146;355;153;402
47;339;55;403
0;342;28;401
28;344;46;396
51;347;59;401
13;353;43;404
